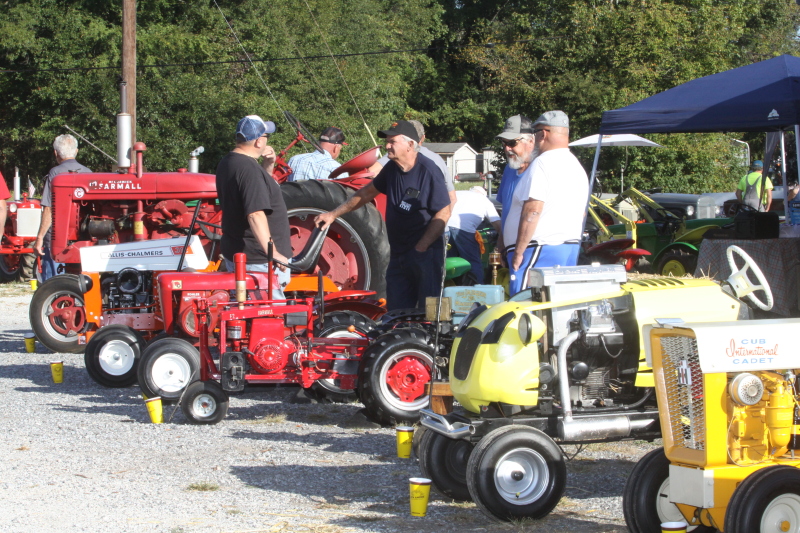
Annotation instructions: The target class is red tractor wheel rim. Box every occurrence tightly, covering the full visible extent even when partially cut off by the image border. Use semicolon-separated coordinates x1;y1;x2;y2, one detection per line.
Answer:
383;353;431;404
287;208;370;291
48;295;87;335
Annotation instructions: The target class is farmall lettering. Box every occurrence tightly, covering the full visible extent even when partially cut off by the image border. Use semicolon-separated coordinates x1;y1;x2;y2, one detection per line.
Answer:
88;179;143;191
726;337;779;365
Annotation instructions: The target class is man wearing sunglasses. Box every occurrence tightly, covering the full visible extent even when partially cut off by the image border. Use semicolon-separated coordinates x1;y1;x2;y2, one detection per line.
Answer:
503;110;588;295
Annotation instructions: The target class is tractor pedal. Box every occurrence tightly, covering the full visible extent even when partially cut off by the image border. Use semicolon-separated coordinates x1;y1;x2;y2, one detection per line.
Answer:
221;351;247;392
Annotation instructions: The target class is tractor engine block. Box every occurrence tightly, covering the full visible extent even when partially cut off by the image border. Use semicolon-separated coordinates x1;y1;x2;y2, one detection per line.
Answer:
246;318;296;374
101;268;154;313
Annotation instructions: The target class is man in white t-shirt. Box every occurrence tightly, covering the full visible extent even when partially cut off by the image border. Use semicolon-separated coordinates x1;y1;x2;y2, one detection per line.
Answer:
504;110;588;295
447;186;501;284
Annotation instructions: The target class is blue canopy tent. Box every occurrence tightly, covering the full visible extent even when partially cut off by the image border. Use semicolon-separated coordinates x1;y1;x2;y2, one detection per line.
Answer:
587;54;800;201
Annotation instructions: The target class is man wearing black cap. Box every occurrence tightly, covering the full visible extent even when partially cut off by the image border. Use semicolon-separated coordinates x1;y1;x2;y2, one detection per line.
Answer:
287;127;349;181
315;120;451;310
735;160;772;211
504;110;588;295
216;115;293;299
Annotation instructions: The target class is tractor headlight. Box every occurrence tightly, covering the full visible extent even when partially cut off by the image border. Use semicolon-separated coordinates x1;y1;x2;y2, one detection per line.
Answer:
518;313;533;345
8;203;17;213
686;205;695;217
730;373;764;406
480;311;516;344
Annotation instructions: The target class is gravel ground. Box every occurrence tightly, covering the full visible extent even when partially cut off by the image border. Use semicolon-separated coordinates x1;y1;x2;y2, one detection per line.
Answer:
0;282;656;533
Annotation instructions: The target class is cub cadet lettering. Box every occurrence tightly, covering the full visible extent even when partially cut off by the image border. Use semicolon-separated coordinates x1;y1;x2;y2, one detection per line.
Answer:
87;180;143;191
726;338;778;365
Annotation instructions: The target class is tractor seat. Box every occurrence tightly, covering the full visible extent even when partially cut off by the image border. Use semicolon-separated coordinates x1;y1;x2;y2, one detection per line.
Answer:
288;225;330;273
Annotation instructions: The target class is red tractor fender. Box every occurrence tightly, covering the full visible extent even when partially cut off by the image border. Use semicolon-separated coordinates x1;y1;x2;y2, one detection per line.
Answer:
323;290;386;321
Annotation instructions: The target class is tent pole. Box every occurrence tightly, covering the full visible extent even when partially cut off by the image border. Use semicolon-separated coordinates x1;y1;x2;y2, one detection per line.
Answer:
582;135;604;247
794;125;800;196
780;131;787;211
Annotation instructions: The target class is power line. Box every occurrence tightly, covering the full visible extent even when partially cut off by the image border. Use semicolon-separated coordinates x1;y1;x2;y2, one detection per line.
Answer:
0;39;537;75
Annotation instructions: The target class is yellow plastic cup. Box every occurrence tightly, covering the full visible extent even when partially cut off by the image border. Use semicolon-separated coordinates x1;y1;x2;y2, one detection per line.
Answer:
409;477;432;517
24;333;36;353
396;426;414;458
50;361;63;384
145;397;163;424
661;522;688;533
30;279;38;291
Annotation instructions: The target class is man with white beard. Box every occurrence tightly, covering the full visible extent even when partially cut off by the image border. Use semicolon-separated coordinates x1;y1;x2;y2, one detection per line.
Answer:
494;115;537;267
501;111;588;296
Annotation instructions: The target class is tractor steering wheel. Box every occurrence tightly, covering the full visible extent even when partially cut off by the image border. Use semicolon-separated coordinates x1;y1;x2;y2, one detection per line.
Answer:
284;111;324;154
725;245;773;311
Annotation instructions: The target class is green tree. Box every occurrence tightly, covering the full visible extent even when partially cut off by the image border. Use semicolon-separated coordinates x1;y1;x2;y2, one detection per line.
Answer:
0;0;444;187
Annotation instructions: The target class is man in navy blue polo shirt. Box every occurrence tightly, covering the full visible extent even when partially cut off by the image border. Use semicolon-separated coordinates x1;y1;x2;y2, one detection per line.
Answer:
315;120;451;310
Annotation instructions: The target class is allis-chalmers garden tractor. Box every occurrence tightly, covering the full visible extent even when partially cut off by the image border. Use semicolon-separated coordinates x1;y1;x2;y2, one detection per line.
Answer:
415;245;773;522
624;275;800;531
29;110;390;358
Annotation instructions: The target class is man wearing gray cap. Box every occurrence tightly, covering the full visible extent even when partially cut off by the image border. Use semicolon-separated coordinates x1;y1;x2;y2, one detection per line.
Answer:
503;110;588;295
216;115;292;299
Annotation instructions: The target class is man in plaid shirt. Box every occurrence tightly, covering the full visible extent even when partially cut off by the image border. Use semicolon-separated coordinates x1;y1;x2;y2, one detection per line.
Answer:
287;127;349;181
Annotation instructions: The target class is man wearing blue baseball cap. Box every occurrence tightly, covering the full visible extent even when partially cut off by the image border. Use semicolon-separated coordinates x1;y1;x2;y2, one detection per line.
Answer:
216;115;293;299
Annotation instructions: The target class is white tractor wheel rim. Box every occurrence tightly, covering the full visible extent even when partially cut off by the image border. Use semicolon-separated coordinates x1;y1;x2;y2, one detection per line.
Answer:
761;493;800;533
97;339;135;376
151;353;193;393
494;448;549;505
191;393;217;418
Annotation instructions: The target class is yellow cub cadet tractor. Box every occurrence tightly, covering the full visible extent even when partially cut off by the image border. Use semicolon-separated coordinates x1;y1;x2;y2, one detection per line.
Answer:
418;246;774;522
625;302;800;530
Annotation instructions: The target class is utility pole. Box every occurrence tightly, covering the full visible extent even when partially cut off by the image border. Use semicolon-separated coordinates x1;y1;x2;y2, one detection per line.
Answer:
122;0;136;143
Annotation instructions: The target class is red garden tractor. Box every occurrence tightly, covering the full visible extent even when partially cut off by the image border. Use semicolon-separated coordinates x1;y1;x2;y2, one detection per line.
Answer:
1;191;39;282
142;249;432;425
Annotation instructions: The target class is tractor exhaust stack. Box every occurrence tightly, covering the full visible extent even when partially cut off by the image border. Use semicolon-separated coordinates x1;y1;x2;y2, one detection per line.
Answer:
117;81;133;171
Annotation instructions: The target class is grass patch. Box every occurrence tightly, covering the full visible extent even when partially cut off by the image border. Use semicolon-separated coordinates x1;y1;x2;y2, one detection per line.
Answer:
239;413;287;425
186;482;219;492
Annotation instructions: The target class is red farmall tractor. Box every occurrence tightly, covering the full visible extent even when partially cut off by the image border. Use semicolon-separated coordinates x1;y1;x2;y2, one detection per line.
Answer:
29;112;390;359
1;171;41;281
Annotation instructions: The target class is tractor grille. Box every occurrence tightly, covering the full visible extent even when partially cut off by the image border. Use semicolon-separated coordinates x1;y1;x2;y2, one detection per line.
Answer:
628;278;687;288
453;327;482;381
660;336;706;451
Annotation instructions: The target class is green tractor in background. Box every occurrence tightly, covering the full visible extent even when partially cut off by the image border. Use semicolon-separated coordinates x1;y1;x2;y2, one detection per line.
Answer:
586;188;733;276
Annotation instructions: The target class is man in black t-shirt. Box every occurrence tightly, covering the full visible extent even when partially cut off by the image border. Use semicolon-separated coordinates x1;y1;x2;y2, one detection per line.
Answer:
315;120;451;310
216;115;293;299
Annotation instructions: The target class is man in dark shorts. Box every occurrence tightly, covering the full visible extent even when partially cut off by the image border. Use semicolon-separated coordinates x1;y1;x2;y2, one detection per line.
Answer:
216;115;293;299
315;120;451;310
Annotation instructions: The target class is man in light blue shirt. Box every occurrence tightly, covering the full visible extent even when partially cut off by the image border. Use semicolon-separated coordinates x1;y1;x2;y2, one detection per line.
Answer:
287;127;348;181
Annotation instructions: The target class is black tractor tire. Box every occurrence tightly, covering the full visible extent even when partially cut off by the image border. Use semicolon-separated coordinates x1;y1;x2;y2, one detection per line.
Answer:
18;253;36;281
84;325;147;388
0;253;21;282
623;448;716;533
466;425;566;522
725;465;800;533
358;328;434;426
657;249;697;277
418;429;473;502
138;338;200;403
305;311;377;403
181;380;229;425
281;180;389;298
29;274;87;353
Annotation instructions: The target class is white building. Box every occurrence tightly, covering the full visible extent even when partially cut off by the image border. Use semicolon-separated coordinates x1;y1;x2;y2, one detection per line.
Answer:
424;143;479;179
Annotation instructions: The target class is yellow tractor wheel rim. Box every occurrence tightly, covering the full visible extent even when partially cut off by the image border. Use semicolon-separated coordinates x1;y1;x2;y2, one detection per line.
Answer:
662;259;687;277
